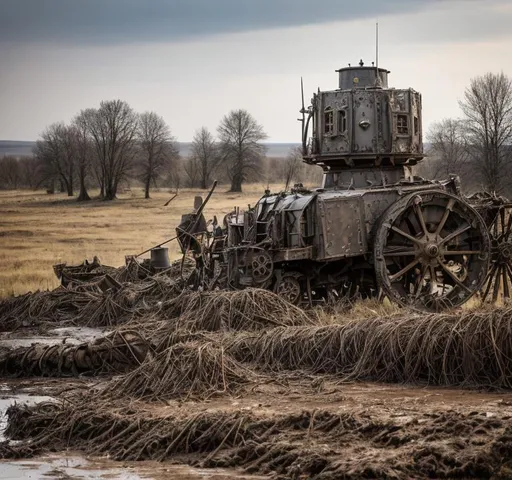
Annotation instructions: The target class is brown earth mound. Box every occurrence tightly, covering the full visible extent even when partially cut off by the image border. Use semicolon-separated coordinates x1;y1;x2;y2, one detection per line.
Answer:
2;396;512;479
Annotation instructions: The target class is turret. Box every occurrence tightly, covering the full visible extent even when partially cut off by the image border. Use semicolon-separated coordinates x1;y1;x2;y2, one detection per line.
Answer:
336;61;389;89
302;60;424;188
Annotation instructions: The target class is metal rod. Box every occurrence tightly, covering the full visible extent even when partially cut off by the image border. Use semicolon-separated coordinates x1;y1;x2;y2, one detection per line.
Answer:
190;180;218;231
376;22;379;73
135;235;178;258
135;181;217;259
164;193;178;207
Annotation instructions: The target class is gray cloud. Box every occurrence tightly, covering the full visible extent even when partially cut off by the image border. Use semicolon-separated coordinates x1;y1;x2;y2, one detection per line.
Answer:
1;0;451;45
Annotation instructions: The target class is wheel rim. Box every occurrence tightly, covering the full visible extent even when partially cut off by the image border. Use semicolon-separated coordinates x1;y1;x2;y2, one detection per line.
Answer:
276;275;302;304
374;191;490;312
480;205;512;302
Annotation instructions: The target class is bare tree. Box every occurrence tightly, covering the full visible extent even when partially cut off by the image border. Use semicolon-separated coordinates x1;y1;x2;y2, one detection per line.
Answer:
217;109;267;192
166;156;183;191
426;119;470;180
87;100;138;200
183;156;200;187
34;123;76;196
73;110;94;201
282;146;304;190
0;156;21;189
191;127;221;189
459;72;512;193
137;111;178;199
18;156;40;189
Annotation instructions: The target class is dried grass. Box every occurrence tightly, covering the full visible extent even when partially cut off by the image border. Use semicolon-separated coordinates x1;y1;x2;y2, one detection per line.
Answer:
0;187;276;298
157;288;316;331
107;341;254;401
0;263;192;331
226;305;512;388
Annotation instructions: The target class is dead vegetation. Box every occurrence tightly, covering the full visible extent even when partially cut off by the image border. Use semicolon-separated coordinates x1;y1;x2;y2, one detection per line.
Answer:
155;288;316;332
226;306;512;388
3;279;512;390
3;397;512;479
107;341;254;401
0;258;193;332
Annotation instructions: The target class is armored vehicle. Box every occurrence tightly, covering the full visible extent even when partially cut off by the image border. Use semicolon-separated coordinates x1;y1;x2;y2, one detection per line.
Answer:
177;61;512;312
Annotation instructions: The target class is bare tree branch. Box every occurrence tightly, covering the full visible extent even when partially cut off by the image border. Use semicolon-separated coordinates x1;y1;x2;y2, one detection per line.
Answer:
217;109;267;192
137;111;178;199
459;72;512;194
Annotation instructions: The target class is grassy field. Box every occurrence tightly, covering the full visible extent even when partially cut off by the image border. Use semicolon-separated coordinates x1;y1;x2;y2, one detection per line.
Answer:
0;185;276;298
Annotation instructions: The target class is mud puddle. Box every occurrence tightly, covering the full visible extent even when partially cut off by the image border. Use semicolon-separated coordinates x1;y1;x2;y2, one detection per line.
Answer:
1;454;265;479
0;383;52;442
0;327;106;349
0;386;265;479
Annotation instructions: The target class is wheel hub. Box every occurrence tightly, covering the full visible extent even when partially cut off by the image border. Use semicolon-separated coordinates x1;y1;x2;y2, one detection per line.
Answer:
424;243;440;258
499;242;512;260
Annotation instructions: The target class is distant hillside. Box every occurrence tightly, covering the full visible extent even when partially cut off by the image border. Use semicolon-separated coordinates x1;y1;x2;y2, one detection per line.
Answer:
0;141;299;159
0;141;35;157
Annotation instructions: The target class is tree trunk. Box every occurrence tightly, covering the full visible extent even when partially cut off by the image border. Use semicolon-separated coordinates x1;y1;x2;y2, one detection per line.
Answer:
230;174;243;192
144;177;151;199
59;179;65;193
104;185;116;201
77;170;91;202
68;164;74;196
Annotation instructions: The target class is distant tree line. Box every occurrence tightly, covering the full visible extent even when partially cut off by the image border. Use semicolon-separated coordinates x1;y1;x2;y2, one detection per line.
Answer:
419;71;512;196
0;101;321;198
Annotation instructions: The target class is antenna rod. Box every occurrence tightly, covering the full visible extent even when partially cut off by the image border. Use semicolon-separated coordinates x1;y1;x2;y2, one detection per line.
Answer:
299;77;306;155
375;22;379;72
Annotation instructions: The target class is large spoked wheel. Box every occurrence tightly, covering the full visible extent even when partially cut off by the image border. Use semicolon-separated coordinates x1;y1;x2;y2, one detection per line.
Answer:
480;204;512;302
374;191;490;312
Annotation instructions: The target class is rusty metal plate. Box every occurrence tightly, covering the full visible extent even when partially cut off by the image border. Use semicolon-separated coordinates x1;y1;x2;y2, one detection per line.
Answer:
318;197;367;259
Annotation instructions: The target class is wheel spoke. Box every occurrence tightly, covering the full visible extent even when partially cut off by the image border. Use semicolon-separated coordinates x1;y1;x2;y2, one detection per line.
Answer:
390;226;423;246
383;249;417;257
414;203;428;236
493;265;502;302
503;263;510;298
505;263;512;297
438;261;472;294
505;214;512;240
500;208;506;238
389;259;419;282
435;198;455;236
440;224;471;246
482;262;498;301
442;250;483;255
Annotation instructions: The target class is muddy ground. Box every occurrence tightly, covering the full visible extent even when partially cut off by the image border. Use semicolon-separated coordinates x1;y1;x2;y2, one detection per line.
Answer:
2;368;512;478
2;295;512;478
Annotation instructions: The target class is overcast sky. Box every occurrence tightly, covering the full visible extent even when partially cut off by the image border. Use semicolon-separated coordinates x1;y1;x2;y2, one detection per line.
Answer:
1;0;511;142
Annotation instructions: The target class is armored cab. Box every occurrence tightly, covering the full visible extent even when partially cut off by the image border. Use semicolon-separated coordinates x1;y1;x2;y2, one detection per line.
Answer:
304;61;423;173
